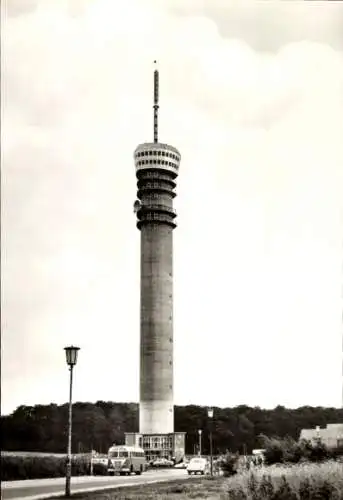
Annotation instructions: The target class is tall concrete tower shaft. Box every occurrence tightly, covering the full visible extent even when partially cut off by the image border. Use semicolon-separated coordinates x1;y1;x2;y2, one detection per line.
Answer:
134;65;181;436
135;145;180;434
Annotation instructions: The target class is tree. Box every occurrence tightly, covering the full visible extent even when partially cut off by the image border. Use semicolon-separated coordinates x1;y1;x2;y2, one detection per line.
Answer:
2;403;343;455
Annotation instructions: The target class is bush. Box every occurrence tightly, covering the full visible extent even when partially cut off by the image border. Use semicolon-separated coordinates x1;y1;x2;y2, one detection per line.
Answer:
1;454;91;481
217;452;240;477
259;434;342;466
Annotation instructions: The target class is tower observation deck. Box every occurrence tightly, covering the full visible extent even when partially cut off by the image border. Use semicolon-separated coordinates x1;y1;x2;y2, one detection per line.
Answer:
126;63;185;462
134;143;180;229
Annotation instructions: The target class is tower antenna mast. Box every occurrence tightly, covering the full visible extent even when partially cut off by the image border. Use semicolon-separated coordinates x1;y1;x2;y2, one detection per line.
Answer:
153;60;159;143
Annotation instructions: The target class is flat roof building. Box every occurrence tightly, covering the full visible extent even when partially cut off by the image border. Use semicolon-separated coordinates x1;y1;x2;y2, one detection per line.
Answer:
299;423;343;449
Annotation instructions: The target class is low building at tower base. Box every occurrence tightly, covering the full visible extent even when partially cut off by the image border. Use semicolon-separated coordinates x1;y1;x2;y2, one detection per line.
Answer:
125;432;186;463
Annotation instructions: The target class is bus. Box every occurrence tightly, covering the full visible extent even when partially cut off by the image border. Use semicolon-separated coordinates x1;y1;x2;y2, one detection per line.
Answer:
107;445;147;475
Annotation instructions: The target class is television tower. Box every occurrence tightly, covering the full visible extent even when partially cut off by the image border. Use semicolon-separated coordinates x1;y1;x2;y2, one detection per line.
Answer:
126;62;185;462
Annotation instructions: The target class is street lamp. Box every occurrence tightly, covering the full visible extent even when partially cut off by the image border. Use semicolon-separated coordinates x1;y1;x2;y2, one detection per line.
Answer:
198;429;202;456
64;346;80;498
207;407;214;476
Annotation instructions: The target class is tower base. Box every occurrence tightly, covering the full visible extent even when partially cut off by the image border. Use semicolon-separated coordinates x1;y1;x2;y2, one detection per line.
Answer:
125;432;186;463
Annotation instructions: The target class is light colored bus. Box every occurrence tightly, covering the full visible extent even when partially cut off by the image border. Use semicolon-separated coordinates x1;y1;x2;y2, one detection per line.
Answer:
107;445;147;475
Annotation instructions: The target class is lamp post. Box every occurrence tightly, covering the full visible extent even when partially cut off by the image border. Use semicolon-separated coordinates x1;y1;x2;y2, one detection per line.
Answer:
64;346;80;498
198;429;202;457
207;407;214;476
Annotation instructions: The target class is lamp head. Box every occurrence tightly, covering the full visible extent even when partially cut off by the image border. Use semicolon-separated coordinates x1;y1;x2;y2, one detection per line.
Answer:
207;407;214;419
64;346;80;367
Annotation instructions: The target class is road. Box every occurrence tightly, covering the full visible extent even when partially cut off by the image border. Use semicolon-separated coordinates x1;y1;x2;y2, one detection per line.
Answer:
1;469;188;500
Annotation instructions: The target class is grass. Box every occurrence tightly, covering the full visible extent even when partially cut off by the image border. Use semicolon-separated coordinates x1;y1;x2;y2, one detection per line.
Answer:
49;461;343;499
226;460;343;499
57;476;226;500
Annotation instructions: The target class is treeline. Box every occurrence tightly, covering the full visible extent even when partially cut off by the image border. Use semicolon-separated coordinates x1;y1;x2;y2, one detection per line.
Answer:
2;402;342;455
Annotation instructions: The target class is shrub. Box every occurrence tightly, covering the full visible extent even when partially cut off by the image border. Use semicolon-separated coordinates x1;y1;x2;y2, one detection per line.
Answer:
1;454;91;481
217;452;240;477
259;434;342;466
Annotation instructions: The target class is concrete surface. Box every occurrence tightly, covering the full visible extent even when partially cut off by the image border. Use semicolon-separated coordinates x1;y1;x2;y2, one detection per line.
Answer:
2;469;188;500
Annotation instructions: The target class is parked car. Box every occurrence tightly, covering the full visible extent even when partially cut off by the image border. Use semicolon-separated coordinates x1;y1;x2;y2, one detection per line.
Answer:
152;458;174;468
174;459;189;469
187;457;210;475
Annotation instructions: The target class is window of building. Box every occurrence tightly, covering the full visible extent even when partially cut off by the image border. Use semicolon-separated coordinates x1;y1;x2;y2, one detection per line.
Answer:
162;151;165;156
153;160;157;164
157;151;161;156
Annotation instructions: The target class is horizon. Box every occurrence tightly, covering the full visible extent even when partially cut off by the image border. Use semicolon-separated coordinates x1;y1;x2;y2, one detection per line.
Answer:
2;0;343;416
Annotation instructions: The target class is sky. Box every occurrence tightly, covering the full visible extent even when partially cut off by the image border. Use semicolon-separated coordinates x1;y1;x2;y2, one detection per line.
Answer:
2;0;343;416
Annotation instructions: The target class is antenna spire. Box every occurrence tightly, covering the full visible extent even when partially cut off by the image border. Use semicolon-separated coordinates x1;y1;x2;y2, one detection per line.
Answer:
153;60;159;143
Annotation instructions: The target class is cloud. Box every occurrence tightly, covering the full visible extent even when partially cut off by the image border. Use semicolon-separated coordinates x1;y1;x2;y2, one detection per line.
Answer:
2;0;343;414
168;0;343;52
